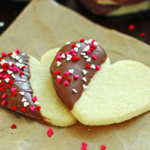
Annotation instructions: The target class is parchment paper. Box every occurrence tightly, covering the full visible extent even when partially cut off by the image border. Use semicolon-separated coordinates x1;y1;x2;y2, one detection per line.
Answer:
0;0;150;150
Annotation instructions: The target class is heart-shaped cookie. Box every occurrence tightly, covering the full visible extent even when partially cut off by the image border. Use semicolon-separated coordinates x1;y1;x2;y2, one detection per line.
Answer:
50;39;150;126
0;50;76;127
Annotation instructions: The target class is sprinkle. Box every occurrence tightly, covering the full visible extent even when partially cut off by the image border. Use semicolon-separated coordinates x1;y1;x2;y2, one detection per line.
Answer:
12;105;17;110
19;72;24;76
88;39;93;44
6;84;11;88
30;106;36;111
72;43;76;48
66;41;71;45
81;142;87;150
22;98;27;102
129;24;135;30
85;64;90;69
24;102;29;107
0;69;3;72
83;46;90;52
74;47;78;52
2;52;6;57
90;48;94;51
72;89;77;93
61;53;66;58
36;106;41;111
32;96;37;101
65;71;70;76
74;74;79;79
93;45;97;49
84;40;88;44
63;81;69;86
47;128;53;137
58;52;61;56
82;70;87;75
0;75;2;78
5;78;9;83
57;78;62;84
66;57;72;61
83;55;88;59
70;49;75;53
67;77;72;82
3;74;9;79
140;32;146;37
96;65;101;70
34;101;39;105
71;52;76;56
83;84;87;90
9;80;13;84
1;100;6;106
0;22;4;27
82;77;87;82
0;87;5;92
67;54;72;58
57;61;61;66
91;64;96;69
76;44;80;48
0;81;5;86
92;54;98;60
20;92;24;95
81;53;86;56
13;92;17;97
7;70;12;75
57;75;62;78
18;59;23;63
55;71;60;75
80;39;85;42
65;52;70;55
68;69;74;74
9;67;13;70
11;124;17;129
21;107;26;113
16;49;20;54
86;57;91;62
2;93;6;98
72;56;80;62
9;62;12;66
56;55;61;60
87;50;91;54
11;74;16;79
62;74;67;78
21;66;26;70
101;145;106;150
15;56;20;60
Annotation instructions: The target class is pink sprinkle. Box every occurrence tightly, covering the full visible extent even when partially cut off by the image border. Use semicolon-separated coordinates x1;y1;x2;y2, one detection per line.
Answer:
92;39;95;43
86;50;91;54
30;106;36;111
16;49;20;54
80;39;85;42
3;74;10;79
63;81;69;86
57;78;62;84
2;94;6;99
0;74;3;78
65;52;70;55
86;44;90;46
96;65;101;70
90;43;94;47
71;52;76;56
101;145;106;150
82;142;87;146
56;55;61;60
81;142;87;150
11;88;16;93
13;67;20;72
32;96;37;101
70;49;75;53
92;54;98;60
1;100;6;106
74;74;79;79
2;52;6;57
9;67;14;70
64;71;70;76
47;128;53;137
58;52;61;55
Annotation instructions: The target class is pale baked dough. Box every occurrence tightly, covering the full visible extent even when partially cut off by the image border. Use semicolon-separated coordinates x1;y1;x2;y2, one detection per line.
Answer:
29;48;76;127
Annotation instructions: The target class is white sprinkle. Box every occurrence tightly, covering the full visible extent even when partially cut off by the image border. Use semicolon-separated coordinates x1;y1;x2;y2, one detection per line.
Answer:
74;47;78;52
94;42;98;46
68;69;74;74
88;39;93;44
9;62;12;66
57;75;62;78
15;56;20;60
24;102;29;107
20;92;24;95
76;44;80;48
83;47;88;52
91;64;96;69
61;53;66;58
82;77;87;82
11;74;16;79
72;89;77;93
84;40;88;44
7;70;13;74
81;53;86;56
66;57;72;61
86;57;91;62
5;78;9;83
83;55;88;59
0;80;1;83
22;98;27;102
0;69;3;72
57;61;61;66
66;41;71;45
34;101;39;105
0;22;5;27
18;59;23;63
83;84;88;89
82;70;87;75
67;54;72;58
1;59;7;65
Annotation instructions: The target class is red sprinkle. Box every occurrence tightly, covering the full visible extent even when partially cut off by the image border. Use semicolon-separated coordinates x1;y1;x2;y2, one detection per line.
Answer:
0;81;5;86
129;24;135;30
21;66;26;70
3;68;7;72
62;74;67;79
140;32;146;37
80;39;85;42
6;84;11;88
21;107;26;113
54;71;60;75
19;72;24;76
72;43;76;48
85;64;90;69
93;45;97;49
67;77;72;82
72;56;80;62
36;106;41;111
12;64;15;67
9;80;13;84
8;52;13;56
12;105;17;110
11;124;17;129
90;48;94;51
2;63;9;68
0;87;5;92
13;92;17;97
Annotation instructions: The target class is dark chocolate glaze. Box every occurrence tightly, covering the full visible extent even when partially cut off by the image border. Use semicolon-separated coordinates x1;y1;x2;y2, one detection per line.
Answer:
0;52;44;122
50;41;107;110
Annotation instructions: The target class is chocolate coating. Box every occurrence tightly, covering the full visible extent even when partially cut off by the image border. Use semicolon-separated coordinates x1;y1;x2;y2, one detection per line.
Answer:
50;41;107;110
0;52;44;122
